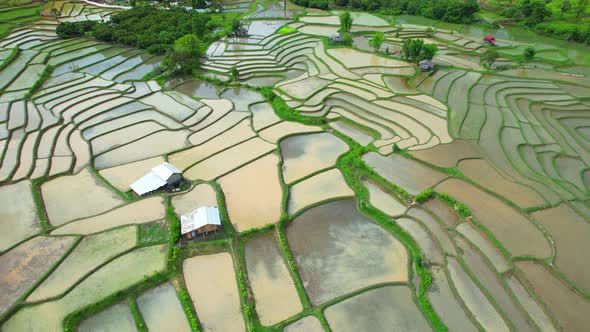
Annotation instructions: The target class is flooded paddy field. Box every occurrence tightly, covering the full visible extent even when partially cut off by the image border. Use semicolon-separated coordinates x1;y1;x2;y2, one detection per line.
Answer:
244;233;302;325
286;199;408;305
0;1;589;331
137;283;191;332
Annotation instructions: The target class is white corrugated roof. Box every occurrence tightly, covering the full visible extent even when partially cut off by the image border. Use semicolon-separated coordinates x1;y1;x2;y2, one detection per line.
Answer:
181;206;221;235
130;172;167;196
152;162;181;181
130;162;182;196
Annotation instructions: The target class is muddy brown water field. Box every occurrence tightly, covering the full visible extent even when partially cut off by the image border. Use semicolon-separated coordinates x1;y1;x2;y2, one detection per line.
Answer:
0;1;589;331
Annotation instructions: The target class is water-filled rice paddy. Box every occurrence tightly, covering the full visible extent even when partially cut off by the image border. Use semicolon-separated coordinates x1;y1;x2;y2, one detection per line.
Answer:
324;286;431;331
244;233;302;325
280;132;348;183
41;168;124;225
78;303;137;332
217;153;282;231
287;199;408;305
137;283;191;332
0;235;76;315
183;253;244;332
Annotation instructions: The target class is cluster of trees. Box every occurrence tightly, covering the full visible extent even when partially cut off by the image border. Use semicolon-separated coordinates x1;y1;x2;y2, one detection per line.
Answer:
292;0;480;23
502;0;552;26
401;39;438;62
56;7;241;75
291;0;329;10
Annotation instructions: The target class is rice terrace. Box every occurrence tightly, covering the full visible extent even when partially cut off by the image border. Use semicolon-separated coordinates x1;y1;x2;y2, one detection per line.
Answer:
0;0;589;330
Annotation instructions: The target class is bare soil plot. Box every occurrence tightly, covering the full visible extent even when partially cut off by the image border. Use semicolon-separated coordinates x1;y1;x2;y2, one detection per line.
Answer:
363;152;447;195
28;226;136;302
3;245;167;332
281;133;348;183
52;197;164;235
137;283;191;332
244;233;302;325
78;303;137;332
516;261;590;332
436;178;552;258
217;153;282;232
0;235;76;316
287;168;353;215
531;204;590;293
183;253;244;332
171;183;218;216
0;180;40;251
324;286;431;332
287;199;407;305
41;168;124;226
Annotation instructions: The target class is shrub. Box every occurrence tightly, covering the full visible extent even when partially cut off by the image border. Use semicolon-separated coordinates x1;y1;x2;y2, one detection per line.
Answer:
401;39;439;63
455;202;471;218
523;46;536;60
371;32;384;52
415;188;434;203
340;11;352;32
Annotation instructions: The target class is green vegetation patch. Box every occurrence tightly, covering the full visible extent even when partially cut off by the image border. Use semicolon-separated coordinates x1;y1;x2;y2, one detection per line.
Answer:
277;26;297;34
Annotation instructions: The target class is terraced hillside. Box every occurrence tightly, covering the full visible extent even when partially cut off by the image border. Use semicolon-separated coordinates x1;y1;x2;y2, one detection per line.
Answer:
0;2;589;332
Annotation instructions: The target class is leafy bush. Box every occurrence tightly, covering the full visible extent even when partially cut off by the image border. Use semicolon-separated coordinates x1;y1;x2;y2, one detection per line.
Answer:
455;202;471;218
340;11;353;32
523;46;536;60
371;32;385;51
401;39;439;63
56;21;97;38
415;188;434;203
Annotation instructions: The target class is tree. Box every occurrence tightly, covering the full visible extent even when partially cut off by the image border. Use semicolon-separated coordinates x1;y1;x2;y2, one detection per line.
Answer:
339;11;353;33
561;0;571;16
481;49;500;68
231;19;242;35
371;32;384;52
421;43;438;61
401;39;424;63
523;46;536;60
401;39;438;63
576;0;588;19
162;33;203;75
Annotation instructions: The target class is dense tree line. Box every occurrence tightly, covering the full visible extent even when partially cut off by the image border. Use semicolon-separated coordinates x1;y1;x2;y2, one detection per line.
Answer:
500;0;590;44
290;0;479;23
56;7;233;54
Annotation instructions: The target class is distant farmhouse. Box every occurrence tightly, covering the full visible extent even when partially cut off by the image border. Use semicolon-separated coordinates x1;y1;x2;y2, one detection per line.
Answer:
130;162;183;196
330;33;343;44
181;206;222;240
418;59;435;72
